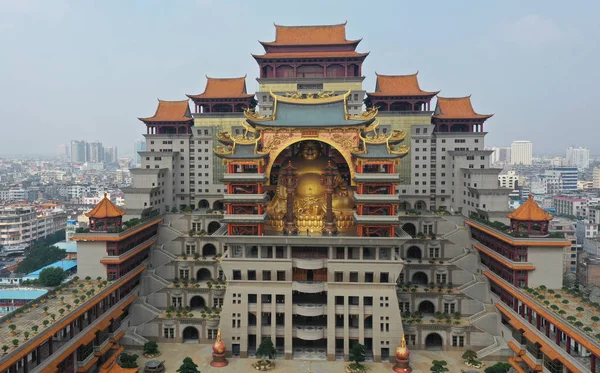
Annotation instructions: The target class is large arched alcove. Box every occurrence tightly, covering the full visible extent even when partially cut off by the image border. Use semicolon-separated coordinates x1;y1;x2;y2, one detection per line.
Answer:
418;300;435;315
402;223;417;238
182;326;199;342
411;271;428;285
202;243;217;257
415;200;428;211
425;333;443;350
207;222;221;234
406;246;422;259
190;296;206;311
198;200;209;209
196;268;212;282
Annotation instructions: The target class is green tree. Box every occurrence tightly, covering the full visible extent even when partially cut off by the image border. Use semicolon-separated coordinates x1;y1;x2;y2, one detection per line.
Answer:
17;244;67;274
256;338;276;362
118;353;139;368
430;360;449;373
349;343;366;369
143;340;159;356
462;350;478;363
39;267;66;287
484;362;512;373
176;357;201;373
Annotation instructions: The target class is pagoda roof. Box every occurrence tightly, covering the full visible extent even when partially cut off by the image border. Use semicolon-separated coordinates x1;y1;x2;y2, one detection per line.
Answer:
507;195;553;222
138;100;192;123
259;22;361;47
245;93;375;128
353;143;407;159
368;72;439;98
433;96;493;120
85;193;126;219
252;51;369;60
215;142;268;160
187;76;254;100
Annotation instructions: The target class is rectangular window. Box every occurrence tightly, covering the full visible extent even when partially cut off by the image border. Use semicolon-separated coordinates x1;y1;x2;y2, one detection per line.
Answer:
248;270;256;280
163;327;175;339
365;272;374;283
277;271;286;281
380;272;389;283
335;271;344;282
350;272;359;282
262;270;271;281
233;270;242;280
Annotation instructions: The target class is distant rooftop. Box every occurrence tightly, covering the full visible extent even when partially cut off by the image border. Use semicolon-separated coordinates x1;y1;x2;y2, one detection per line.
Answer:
54;241;77;253
0;288;48;300
23;260;77;280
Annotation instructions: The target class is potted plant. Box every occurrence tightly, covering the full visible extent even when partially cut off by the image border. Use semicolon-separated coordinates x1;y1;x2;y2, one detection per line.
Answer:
42;320;49;328
346;343;367;373
143;340;160;358
253;338;276;371
8;324;17;336
11;340;18;348
430;360;449;373
177;357;201;373
1;345;8;355
31;325;39;335
23;331;29;341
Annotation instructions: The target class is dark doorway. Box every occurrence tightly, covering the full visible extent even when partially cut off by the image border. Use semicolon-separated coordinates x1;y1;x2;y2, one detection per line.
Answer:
402;223;417;238
411;271;428;285
190;296;206;311
418;300;435;315
425;333;443;350
182;326;199;342
406;246;422;259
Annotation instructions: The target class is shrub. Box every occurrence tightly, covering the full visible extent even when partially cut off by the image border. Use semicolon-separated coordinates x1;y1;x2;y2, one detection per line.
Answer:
119;353;139;368
143;341;159;356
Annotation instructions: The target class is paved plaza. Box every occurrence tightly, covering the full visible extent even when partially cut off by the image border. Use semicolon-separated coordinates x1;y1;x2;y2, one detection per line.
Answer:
132;343;498;372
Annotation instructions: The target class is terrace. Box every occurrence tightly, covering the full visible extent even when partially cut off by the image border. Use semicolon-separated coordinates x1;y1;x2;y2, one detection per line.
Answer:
0;265;143;363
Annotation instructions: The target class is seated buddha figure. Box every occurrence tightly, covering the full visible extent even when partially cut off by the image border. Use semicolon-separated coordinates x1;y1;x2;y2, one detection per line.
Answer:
267;141;354;232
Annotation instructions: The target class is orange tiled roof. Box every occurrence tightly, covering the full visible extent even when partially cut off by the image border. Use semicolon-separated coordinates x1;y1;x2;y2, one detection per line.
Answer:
433;96;493;120
507;194;553;222
252;51;369;60
85;193;126;219
187;76;253;99
260;22;360;46
138;99;192;122
368;72;439;97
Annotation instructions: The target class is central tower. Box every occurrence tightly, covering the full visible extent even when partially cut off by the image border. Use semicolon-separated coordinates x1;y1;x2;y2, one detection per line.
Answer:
254;22;368;116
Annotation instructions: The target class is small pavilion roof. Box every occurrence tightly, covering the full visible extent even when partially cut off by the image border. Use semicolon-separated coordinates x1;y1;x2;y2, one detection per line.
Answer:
368;72;439;97
433;96;493;120
187;76;254;100
138;100;192;122
259;22;361;46
507;195;553;222
85;193;126;219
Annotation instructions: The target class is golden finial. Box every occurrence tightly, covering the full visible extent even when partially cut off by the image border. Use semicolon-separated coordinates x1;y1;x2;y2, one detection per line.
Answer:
401;334;406;348
103;192;108;198
216;328;222;342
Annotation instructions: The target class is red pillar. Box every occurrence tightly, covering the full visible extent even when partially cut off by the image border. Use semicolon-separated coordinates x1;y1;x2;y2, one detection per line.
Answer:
556;328;561;345
545;321;550;337
566;336;571;354
592;354;596;373
536;314;541;330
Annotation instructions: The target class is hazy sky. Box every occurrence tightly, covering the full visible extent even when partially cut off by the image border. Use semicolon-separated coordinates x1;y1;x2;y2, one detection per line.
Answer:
0;0;598;157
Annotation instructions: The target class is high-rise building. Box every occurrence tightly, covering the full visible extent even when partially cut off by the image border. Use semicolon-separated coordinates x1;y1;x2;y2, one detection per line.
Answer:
88;141;104;163
593;167;600;189
134;139;145;165
551;166;579;192
56;144;69;158
498;170;521;189
510;140;532;165
488;146;511;165
70;140;86;164
103;146;118;163
566;146;590;170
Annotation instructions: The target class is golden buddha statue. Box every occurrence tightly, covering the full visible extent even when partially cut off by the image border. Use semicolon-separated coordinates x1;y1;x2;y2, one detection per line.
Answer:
267;141;354;232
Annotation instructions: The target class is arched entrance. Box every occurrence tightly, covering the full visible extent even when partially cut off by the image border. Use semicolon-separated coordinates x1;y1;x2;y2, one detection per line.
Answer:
425;333;443;350
411;271;428;285
182;326;199;342
406;246;422;259
190;296;206;311
418;300;435;315
402;223;417;238
196;268;212;281
415;200;427;211
203;243;217;257
207;222;221;234
213;201;224;211
198;200;209;209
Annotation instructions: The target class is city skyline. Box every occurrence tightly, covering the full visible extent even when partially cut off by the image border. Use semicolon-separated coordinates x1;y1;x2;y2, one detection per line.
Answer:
0;0;599;155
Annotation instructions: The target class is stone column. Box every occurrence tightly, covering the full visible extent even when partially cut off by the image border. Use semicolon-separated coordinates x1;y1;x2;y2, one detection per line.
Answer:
280;161;298;235
321;161;338;236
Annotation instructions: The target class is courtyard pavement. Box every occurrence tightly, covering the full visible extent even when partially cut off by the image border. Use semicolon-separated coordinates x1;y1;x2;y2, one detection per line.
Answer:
132;343;498;372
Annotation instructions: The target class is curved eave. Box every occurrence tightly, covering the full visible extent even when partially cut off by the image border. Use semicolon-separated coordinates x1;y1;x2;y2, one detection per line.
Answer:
137;118;193;123
186;93;254;100
215;153;268;160
252;51;369;60
248;117;375;128
432;113;494;120
258;39;362;47
352;152;407;159
367;91;440;98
